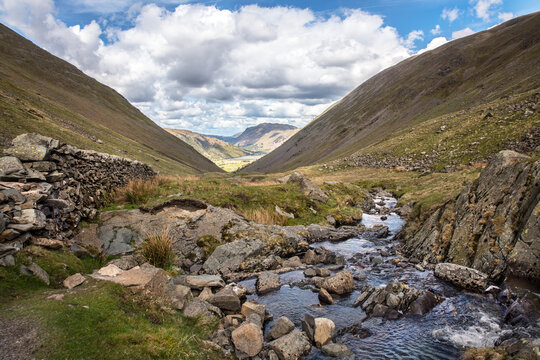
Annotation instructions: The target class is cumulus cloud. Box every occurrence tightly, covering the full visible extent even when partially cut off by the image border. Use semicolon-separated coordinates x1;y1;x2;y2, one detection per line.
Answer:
498;12;514;22
441;8;459;22
452;27;476;39
0;1;413;135
472;0;502;21
417;36;448;54
431;24;441;35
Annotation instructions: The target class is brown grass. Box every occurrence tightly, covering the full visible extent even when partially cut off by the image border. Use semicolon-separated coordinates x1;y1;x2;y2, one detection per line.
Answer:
239;208;288;226
114;175;172;205
141;228;175;269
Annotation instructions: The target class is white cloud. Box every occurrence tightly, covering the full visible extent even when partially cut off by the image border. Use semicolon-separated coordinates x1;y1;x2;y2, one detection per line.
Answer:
472;0;503;21
405;30;424;48
441;8;459;22
452;27;476;39
0;1;413;135
430;24;441;35
498;12;514;22
417;37;448;54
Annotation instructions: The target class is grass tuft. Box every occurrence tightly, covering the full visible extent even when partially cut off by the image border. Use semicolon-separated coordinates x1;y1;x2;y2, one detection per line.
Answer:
141;228;176;269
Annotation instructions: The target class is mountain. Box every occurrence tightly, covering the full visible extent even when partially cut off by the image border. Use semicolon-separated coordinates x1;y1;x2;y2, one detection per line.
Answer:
243;13;540;173
165;129;256;161
0;23;222;175
209;123;299;153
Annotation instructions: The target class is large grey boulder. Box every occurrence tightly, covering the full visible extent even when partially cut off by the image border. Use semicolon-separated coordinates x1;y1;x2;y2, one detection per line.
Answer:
203;238;265;274
256;271;282;294
287;172;329;203
183;298;221;318
0;157;27;180
4;133;60;161
269;329;312;360
268;316;295;340
99;226;140;256
508;199;540;280
184;274;225;289
207;287;241;312
434;263;488;292
321;270;354;295
231;322;264;357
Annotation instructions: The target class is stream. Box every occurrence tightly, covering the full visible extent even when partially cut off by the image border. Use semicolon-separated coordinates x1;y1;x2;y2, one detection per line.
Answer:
239;196;540;359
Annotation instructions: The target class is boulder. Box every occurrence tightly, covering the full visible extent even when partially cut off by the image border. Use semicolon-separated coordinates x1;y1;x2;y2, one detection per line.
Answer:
94;264;161;287
408;291;440;316
185;274;225;289
27;262;50;285
99;226;139;256
208;287;241;312
434;263;488;292
508;200;540;281
170;285;192;310
287;172;328;203
96;264;123;277
318;288;334;305
31;238;63;250
241;301;266;323
314;317;335;347
4;133;59;161
12;209;46;230
321;343;353;357
321;270;354;295
282;256;302;268
269;329;311;360
183;298;221;318
256;271;282;294
198;287;213;301
203;238;265;274
63;273;85;289
108;255;139;270
268;316;295;340
71;244;91;258
231;322;264;357
304;268;317;277
73;225;104;256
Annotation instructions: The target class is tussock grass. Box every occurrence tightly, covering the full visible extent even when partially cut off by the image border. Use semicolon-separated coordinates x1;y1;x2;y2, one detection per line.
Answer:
142;228;175;269
114;175;173;205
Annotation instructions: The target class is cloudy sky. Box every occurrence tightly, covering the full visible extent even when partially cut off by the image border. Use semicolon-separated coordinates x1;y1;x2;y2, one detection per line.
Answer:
0;1;538;135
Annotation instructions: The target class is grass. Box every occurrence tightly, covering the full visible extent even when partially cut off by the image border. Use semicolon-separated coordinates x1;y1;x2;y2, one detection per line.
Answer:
215;157;260;172
142;228;176;270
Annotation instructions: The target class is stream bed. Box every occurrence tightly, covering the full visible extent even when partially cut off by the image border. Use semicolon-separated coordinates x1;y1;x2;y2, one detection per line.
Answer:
239;196;540;359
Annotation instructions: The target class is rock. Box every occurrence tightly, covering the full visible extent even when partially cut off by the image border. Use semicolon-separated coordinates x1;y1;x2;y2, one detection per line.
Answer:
28;262;50;285
71;243;91;258
12;209;46;230
321;270;354;295
386;293;400;308
318;288;334;305
304;268;317;277
170;285;192;310
208;287;241;312
108;255;138;270
269;329;311;360
231;322;263;357
31;238;63;250
241;301;266;323
509;199;540;281
314;318;335;348
282;256;302;268
1;188;25;203
301;313;315;341
268;316;295;340
225;283;247;299
246;313;263;329
303;249;318;265
4;133;59;161
371;304;389;317
315;267;331;277
275;205;294;219
434;263;488;292
142;269;170;299
321;343;353;357
198;287;213;301
203;239;265;274
63;273;85;289
183;298;221;318
256;271;282;294
0;254;15;266
287;172;329;203
267;350;280;360
47;294;64;301
0;156;29;180
96;264;123;277
408;291;440;315
185;274;225;289
99;226;139;256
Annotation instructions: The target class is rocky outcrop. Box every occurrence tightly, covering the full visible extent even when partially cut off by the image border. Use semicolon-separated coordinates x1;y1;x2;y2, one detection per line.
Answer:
282;172;329;203
434;263;488;292
0;133;155;262
401;150;540;281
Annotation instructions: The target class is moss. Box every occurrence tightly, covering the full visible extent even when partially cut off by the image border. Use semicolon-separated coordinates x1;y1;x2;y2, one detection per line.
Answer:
196;235;224;260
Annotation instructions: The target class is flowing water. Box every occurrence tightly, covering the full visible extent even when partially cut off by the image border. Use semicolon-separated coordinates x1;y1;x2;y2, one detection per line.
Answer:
239;196;539;359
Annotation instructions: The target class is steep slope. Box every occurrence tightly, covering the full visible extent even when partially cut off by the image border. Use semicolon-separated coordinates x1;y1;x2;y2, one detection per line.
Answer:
0;23;222;175
165;129;256;161
243;12;540;173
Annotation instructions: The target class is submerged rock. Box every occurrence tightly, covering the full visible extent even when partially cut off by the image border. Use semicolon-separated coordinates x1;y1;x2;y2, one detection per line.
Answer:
321;343;353;357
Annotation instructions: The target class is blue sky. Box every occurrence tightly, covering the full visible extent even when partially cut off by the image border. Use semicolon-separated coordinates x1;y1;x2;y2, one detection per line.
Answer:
1;0;538;135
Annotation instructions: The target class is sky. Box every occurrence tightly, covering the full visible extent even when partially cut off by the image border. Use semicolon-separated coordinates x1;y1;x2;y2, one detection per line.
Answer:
0;1;538;135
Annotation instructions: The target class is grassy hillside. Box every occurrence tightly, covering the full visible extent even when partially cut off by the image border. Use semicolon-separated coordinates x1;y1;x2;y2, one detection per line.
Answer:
0;23;222;175
243;12;540;173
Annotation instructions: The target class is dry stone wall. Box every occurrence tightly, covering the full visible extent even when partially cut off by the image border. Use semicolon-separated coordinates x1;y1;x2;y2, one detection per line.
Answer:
0;133;156;261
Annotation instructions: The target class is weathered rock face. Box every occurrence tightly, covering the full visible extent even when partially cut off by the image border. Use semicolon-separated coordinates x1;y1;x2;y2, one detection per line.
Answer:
0;133;155;262
434;263;488;292
401;150;540;281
